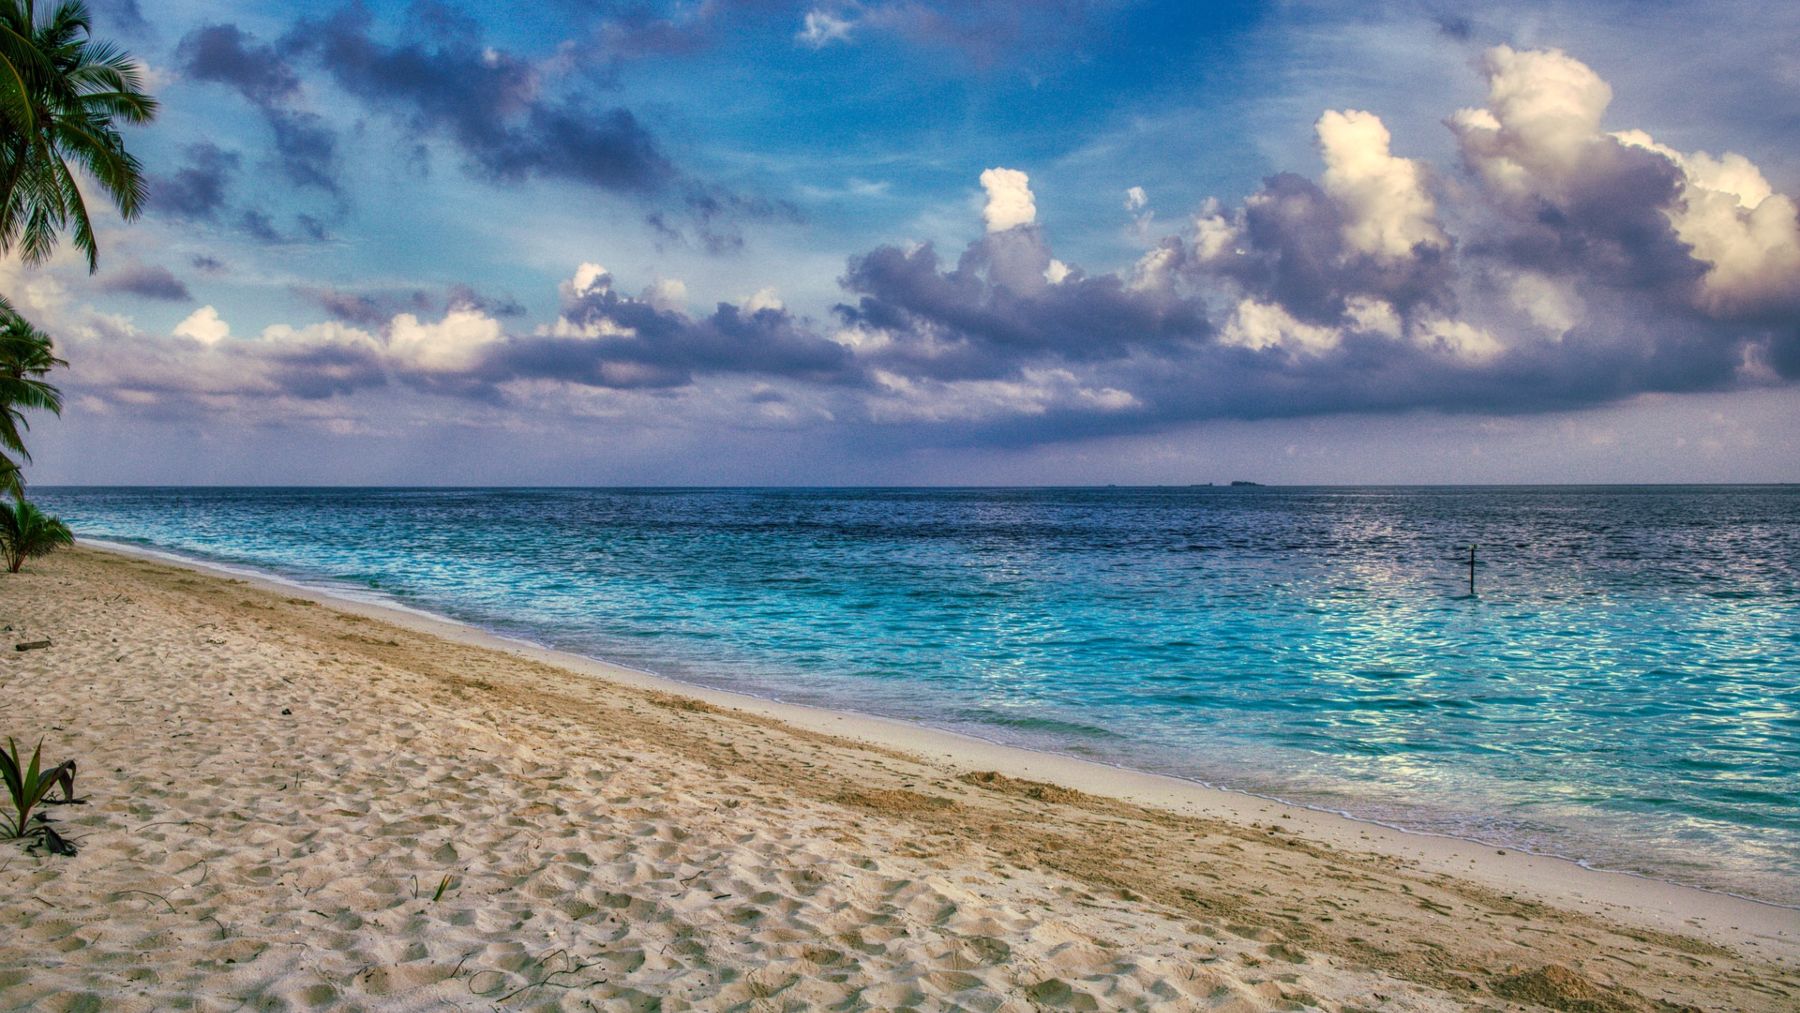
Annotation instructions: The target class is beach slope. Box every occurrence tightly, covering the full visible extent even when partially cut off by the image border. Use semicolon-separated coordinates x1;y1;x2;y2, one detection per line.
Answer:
0;547;1794;1010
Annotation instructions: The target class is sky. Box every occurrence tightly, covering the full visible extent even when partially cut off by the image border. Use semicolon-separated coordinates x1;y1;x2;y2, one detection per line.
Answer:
13;0;1800;485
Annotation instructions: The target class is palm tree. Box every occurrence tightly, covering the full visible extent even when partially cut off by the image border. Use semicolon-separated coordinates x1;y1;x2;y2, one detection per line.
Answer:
0;495;71;571
0;307;59;495
0;0;157;271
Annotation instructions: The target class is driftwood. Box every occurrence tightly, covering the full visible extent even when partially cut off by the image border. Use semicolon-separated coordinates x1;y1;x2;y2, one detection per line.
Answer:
13;640;50;652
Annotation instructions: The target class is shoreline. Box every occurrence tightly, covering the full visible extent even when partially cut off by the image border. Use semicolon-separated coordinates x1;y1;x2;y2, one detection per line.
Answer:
5;543;1796;1009
78;538;1800;959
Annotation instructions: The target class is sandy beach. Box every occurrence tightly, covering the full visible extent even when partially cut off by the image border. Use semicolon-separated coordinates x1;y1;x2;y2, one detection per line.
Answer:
0;545;1793;1011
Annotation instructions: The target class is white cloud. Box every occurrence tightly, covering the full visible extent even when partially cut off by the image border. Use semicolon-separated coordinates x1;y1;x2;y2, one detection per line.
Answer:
1450;45;1800;317
563;263;612;302
1128;244;1179;292
644;278;688;313
1218;299;1341;355
1506;271;1582;336
868;367;1137;423
745;287;785;313
979;167;1036;233
1044;259;1072;285
1316;109;1445;261
1614;130;1800;315
1192;198;1240;261
1343;296;1402;338
388;308;505;373
1450;45;1614;202
797;9;854;48
1411;315;1504;361
174;305;230;346
1124;186;1148;212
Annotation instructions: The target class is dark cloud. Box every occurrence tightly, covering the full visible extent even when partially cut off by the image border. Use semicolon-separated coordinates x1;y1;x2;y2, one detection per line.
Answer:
477;275;854;391
268;112;341;193
296;284;524;328
190;255;226;274
178;24;301;106
149;144;238;221
1434;13;1474;40
295;286;423;327
238;210;285;243
1464;137;1698;295
836;227;1210;380
292;7;673;194
295;214;332;242
262;341;390;401
1208;172;1454;324
445;284;525;318
98;264;192;302
177;24;341;192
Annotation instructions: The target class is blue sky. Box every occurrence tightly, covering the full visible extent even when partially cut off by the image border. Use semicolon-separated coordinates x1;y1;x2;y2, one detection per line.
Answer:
15;0;1800;483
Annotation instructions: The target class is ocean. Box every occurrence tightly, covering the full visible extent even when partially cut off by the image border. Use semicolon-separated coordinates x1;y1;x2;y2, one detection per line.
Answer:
31;485;1800;904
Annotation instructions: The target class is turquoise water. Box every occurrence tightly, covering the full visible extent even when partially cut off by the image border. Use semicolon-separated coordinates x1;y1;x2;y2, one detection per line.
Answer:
32;486;1800;904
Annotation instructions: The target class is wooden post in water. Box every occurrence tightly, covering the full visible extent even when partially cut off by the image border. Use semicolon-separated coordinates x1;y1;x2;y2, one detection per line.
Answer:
1469;544;1476;596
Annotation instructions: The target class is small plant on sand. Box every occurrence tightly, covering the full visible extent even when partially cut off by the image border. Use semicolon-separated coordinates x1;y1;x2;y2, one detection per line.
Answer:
0;496;71;572
0;737;80;855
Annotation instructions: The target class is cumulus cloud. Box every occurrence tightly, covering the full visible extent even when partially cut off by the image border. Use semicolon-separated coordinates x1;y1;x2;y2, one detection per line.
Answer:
174;306;231;346
979;167;1036;232
388;308;506;374
1316;109;1446;261
52;45;1800;448
1613;130;1800;316
829;44;1799;435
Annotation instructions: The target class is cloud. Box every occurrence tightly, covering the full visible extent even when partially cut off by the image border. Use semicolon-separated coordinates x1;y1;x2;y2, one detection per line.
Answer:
1612;130;1800;317
828;44;1800;438
238;210;285;243
798;10;855;48
174;306;230;346
805;2;1117;67
98;264;192;302
178;23;301;106
835;226;1211;382
483;265;854;390
296;286;430;328
176;24;341;192
149;144;239;221
51;43;1800;451
293;7;672;195
388;307;507;374
979;167;1036;232
1315;109;1446;261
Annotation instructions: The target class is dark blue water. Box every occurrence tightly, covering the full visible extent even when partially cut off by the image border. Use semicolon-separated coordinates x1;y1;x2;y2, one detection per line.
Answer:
32;486;1800;903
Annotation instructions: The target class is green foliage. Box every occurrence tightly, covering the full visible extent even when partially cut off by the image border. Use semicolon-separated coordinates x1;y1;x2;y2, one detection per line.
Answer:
0;0;158;272
432;873;456;902
0;737;78;855
0;308;61;495
0;495;70;571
